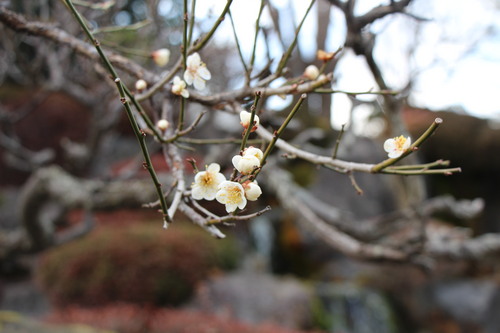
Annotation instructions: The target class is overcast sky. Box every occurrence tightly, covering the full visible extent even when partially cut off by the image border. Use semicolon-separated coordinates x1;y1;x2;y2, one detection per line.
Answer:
190;0;500;130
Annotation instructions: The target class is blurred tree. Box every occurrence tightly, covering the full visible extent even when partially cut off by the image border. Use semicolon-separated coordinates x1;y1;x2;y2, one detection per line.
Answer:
0;0;495;274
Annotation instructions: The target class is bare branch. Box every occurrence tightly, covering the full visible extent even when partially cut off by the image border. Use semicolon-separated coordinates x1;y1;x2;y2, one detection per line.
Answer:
0;6;156;82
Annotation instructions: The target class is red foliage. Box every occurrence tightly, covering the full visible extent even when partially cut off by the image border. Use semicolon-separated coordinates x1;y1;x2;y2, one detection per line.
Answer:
0;90;90;185
45;304;324;333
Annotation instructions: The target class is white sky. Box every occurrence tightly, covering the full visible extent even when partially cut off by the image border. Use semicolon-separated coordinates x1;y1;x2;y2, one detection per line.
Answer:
190;0;500;128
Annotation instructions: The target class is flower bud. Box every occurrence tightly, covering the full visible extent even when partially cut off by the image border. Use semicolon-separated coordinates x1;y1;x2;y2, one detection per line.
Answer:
240;111;260;132
317;49;335;62
157;119;169;131
171;76;189;98
232;154;260;175
243;147;263;161
243;181;262;201
135;79;147;91
152;48;171;67
303;65;320;80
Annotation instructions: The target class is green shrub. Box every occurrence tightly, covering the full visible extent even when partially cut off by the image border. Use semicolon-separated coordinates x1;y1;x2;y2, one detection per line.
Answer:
36;223;239;307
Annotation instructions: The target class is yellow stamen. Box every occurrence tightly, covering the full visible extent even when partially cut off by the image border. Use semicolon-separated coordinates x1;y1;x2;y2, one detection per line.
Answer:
226;186;242;204
201;172;214;186
394;135;407;149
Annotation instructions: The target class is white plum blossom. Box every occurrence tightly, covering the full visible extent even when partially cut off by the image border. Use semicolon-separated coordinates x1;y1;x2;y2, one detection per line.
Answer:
171;76;189;98
191;163;226;201
243;181;262;201
384;135;411;158
184;52;211;91
216;181;247;213
240;111;260;132
152;48;170;67
232;147;263;175
303;65;320;80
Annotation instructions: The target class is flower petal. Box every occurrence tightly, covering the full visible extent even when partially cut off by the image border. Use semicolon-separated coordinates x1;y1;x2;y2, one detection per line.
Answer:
237;196;247;210
184;71;194;85
187;52;201;67
225;203;238;213
203;188;218;201
232;155;242;169
243;147;263;161
197;66;211;80
193;76;206;91
207;163;220;173
191;186;204;200
402;137;412;149
388;150;403;158
383;138;396;153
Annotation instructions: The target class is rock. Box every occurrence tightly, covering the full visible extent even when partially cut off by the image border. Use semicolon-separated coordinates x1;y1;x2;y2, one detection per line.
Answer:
0;280;50;317
430;279;497;325
187;271;314;329
315;282;399;333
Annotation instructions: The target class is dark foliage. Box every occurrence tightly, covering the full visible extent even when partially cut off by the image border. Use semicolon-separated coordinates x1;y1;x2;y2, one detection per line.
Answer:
36;223;239;307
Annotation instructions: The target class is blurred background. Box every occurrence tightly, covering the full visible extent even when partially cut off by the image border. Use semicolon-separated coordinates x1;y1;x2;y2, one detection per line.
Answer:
1;0;500;332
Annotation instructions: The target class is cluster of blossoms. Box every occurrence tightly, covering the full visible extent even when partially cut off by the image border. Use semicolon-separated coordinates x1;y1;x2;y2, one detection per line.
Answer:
191;162;262;213
172;52;211;98
190;110;264;214
151;49;212;98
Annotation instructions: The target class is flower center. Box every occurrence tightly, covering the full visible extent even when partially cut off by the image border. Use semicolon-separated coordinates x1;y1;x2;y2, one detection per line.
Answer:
201;172;214;186
394;135;407;149
226;186;242;204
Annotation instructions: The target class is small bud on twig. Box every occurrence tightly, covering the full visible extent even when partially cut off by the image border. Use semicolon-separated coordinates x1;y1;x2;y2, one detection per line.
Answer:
135;79;147;92
157;119;170;132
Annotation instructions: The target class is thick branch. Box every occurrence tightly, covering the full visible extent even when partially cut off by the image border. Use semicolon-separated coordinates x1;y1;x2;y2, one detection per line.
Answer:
262;163;408;262
16;166;163;251
0;6;156;82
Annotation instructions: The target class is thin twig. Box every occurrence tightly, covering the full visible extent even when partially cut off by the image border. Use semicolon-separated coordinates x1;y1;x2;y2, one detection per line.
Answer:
314;88;399;96
191;199;220;219
239;91;261;152
348;171;364;195
248;0;266;84
191;0;233;52
64;0;171;226
228;9;250;79
187;0;196;46
256;93;308;176
206;206;272;225
380;167;461;175
275;0;316;76
332;123;346;159
178;137;263;145
164;110;207;143
115;78;171;226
